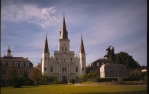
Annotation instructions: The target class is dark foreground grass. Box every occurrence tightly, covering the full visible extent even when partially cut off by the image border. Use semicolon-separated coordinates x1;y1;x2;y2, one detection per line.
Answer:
1;84;147;94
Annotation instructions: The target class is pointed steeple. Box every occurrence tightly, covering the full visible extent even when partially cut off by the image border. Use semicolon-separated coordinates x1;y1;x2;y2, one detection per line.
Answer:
60;13;68;39
5;46;12;57
7;46;11;52
79;34;85;54
43;33;49;53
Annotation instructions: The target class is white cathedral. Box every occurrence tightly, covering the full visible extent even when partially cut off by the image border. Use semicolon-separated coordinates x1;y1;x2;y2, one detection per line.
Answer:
41;16;86;83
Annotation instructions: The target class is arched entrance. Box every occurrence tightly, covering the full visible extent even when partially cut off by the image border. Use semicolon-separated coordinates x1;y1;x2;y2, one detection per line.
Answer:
62;76;67;83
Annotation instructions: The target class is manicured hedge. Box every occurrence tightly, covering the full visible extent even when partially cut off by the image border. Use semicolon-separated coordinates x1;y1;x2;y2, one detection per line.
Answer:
123;77;143;81
97;78;118;82
96;77;143;82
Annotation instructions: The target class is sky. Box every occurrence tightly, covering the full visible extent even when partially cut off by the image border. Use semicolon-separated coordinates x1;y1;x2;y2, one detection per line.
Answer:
1;0;147;66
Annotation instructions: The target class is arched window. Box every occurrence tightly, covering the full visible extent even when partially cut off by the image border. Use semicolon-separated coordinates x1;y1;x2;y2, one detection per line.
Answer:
82;57;85;61
45;57;47;61
60;64;61;72
51;67;53;72
62;47;64;51
62;67;64;72
56;57;58;61
68;64;69;72
76;67;78;72
82;67;84;71
48;57;49;61
65;47;67;51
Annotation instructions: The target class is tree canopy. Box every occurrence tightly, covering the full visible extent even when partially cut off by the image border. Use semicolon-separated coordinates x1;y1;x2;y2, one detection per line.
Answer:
29;67;41;84
6;65;18;79
112;52;140;69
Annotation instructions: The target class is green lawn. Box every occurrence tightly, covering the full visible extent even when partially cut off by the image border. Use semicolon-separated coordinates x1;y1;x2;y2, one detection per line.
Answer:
1;84;147;94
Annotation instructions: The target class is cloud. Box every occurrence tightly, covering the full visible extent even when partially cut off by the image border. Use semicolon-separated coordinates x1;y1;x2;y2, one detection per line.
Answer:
1;3;60;28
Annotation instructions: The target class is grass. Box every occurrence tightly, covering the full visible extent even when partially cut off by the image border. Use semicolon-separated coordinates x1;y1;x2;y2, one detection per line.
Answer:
1;84;147;94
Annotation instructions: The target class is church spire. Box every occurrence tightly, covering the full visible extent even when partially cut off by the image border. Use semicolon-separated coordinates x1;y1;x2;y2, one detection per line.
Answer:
60;13;68;39
7;46;11;52
5;46;12;57
43;33;49;53
79;34;85;54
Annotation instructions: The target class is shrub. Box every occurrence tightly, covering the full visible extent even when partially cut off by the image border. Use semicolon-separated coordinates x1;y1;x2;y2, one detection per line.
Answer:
23;78;34;86
0;80;6;87
69;79;75;84
52;81;63;84
11;77;24;88
123;77;142;81
97;78;118;82
143;73;147;83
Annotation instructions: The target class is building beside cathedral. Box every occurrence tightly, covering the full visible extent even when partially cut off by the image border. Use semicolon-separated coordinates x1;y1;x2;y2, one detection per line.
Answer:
41;16;86;83
1;46;33;85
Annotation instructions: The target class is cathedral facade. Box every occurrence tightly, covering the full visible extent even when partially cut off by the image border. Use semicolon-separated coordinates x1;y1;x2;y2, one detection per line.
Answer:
41;16;86;82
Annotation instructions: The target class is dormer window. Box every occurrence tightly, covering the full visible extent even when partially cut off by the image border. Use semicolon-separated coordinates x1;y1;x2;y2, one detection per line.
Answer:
97;63;99;66
8;62;11;66
15;62;18;66
26;62;29;67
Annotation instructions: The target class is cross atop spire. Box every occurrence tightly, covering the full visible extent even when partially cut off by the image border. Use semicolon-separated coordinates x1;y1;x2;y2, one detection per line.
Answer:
43;33;49;53
79;34;85;54
63;13;65;18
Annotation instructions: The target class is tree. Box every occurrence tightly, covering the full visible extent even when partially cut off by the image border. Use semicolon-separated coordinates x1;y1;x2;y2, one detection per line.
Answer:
50;76;58;83
39;74;50;84
110;52;141;77
39;75;58;84
79;70;100;82
112;52;140;69
29;67;41;84
6;65;18;79
35;62;42;71
22;70;28;78
12;77;23;88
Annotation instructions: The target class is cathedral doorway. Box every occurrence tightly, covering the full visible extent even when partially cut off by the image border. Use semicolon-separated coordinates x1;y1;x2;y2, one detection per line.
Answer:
62;76;67;83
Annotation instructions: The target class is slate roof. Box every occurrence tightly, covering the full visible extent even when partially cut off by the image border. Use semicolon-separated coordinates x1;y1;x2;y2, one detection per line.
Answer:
1;57;32;63
87;58;110;67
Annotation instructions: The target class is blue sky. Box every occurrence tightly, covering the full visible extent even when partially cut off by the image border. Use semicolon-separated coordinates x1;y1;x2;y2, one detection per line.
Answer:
1;0;147;66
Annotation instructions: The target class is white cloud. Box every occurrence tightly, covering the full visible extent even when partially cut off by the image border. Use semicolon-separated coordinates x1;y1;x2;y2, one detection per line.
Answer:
2;3;60;28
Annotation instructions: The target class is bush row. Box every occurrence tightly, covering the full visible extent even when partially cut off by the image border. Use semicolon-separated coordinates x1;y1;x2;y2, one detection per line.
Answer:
95;77;143;82
8;76;34;88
